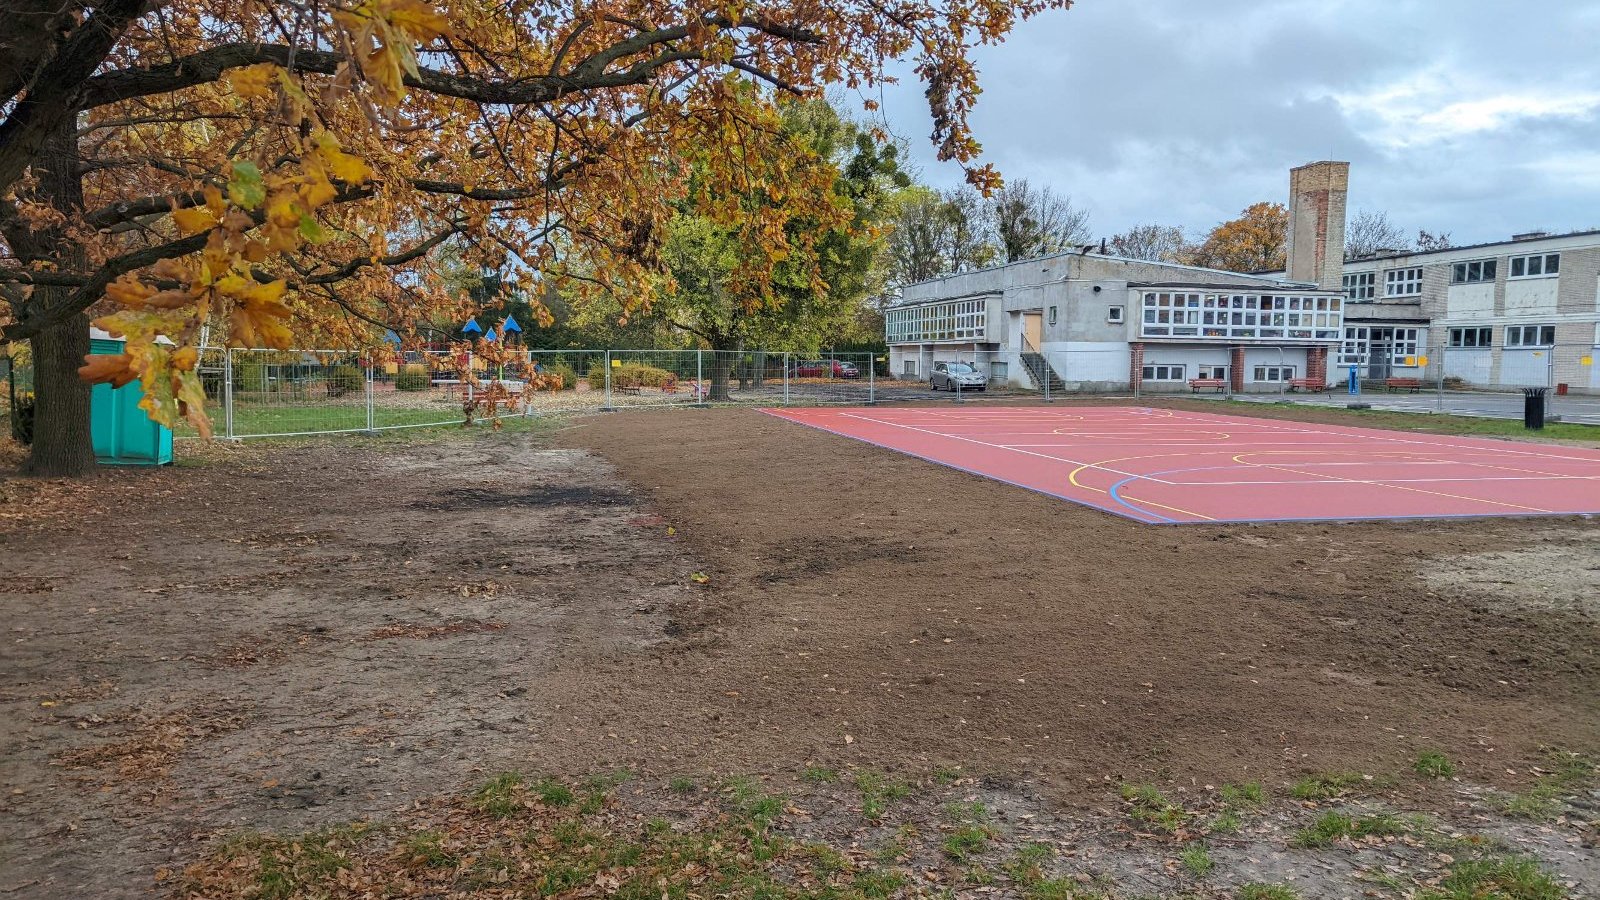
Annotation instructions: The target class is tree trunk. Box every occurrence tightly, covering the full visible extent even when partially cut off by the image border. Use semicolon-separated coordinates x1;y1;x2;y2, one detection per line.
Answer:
15;107;96;476
23;311;96;476
707;351;734;402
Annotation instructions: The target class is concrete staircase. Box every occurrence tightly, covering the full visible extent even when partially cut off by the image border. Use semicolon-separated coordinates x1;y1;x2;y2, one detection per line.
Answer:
1020;352;1066;394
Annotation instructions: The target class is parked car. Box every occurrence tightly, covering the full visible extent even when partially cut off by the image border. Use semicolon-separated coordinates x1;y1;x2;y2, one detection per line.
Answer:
793;359;860;378
931;361;986;392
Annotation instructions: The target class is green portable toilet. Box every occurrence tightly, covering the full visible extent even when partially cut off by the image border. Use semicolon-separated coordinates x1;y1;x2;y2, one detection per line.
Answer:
89;333;173;466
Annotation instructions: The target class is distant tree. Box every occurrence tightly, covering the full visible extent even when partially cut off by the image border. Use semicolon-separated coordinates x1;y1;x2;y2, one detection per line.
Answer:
1188;202;1288;272
884;186;997;286
985;178;1092;263
1415;230;1454;252
1107;224;1189;263
1345;209;1410;259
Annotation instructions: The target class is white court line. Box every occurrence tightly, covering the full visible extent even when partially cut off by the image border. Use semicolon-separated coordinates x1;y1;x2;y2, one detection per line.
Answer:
1147;475;1600;487
834;412;1146;482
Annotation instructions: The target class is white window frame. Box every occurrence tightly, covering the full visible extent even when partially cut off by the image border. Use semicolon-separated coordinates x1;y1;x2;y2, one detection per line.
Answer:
1508;253;1560;279
1342;271;1375;301
1194;365;1227;380
1252;365;1297;383
1337;327;1369;366
1139;292;1342;341
1384;267;1423;297
1107;305;1124;323
1141;363;1186;381
1450;259;1497;285
1447;326;1493;349
1505;324;1556;348
885;297;988;344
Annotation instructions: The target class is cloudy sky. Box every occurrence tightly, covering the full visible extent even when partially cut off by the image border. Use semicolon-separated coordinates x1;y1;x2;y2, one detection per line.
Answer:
869;0;1600;246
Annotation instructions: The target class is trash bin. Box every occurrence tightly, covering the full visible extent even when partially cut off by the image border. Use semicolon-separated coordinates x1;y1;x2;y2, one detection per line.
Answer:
89;336;174;465
1522;387;1547;430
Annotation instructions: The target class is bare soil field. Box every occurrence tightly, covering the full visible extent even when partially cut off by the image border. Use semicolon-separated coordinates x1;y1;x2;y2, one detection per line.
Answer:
0;403;1596;899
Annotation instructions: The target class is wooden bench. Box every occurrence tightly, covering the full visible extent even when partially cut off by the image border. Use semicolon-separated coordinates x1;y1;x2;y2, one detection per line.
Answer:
1287;377;1326;393
1385;377;1423;393
615;379;642;395
1187;378;1226;393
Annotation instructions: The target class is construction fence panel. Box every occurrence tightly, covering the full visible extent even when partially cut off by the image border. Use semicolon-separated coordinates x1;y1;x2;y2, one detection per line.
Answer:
228;349;372;438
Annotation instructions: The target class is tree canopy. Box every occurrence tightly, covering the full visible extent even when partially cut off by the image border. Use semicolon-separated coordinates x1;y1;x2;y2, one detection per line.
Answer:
0;0;1069;474
1188;202;1288;273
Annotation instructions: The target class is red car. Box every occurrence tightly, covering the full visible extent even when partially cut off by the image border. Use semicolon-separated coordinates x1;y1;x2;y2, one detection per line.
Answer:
792;360;860;378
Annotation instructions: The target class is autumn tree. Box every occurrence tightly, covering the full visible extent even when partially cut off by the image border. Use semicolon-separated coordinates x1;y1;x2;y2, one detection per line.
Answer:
1344;209;1409;259
1415;229;1453;252
652;97;906;400
0;0;1067;476
1106;224;1188;263
1188;202;1288;272
984;177;1090;263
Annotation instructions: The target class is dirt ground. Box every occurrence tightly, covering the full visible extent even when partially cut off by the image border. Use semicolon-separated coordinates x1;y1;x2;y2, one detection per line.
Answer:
0;402;1597;898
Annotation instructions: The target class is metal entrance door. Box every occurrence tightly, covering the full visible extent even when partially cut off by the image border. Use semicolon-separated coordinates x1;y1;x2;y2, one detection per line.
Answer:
1368;342;1392;380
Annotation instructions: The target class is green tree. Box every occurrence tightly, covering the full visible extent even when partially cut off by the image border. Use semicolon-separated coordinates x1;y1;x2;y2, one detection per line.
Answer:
647;98;907;400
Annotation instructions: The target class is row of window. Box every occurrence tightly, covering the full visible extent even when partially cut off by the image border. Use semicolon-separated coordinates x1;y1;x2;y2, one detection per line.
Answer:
1344;252;1564;301
1337;327;1421;366
885;298;987;344
1139;292;1344;341
1447;324;1560;348
1141;364;1298;382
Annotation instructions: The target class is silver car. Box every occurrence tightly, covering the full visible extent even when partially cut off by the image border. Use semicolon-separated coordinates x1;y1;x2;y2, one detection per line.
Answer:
931;361;986;392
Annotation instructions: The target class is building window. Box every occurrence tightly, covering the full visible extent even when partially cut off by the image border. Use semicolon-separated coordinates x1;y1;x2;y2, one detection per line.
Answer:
1450;259;1497;284
1343;272;1375;301
1384;267;1423;297
885;297;988;344
1448;327;1492;348
1391;328;1421;361
1337;327;1369;365
1195;365;1227;380
1253;365;1297;382
1142;364;1186;381
902;359;917;376
1048;306;1057;326
1139;291;1342;341
1509;253;1559;279
1505;324;1556;348
1107;305;1124;323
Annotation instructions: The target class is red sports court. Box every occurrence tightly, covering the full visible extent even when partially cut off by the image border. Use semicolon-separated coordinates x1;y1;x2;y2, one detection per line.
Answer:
763;405;1600;524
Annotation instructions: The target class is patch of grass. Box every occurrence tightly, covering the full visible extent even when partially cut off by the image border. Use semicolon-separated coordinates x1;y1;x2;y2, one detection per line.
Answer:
1210;808;1243;834
1288;772;1374;801
400;830;455;869
875;824;918;865
1495;749;1596;820
932;766;963;785
667;776;696;795
470;771;525;819
1418;856;1565;900
1023;878;1083;900
532;777;575;807
853;868;907;898
1004;842;1054;885
219;826;367;900
1413;751;1456;779
1290;812;1408;849
800;765;839;784
942;824;992;862
1237;884;1300;900
464;849;515;887
1179;843;1213;877
856;771;913;822
722;776;784;829
1119;783;1188;834
1220;782;1265;808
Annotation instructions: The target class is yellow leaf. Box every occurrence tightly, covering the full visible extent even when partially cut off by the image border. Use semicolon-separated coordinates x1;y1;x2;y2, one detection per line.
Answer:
171;205;217;236
224;63;277;100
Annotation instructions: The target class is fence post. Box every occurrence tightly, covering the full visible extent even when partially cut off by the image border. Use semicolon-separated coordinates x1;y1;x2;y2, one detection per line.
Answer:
1043;353;1051;403
1278;346;1286;400
1437;344;1446;413
466;350;474;412
603;350;613;410
696;349;704;406
223;348;236;440
366;357;376;432
782;353;790;405
868;354;875;404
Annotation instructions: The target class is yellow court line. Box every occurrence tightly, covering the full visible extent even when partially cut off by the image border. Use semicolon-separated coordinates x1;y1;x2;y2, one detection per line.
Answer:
1228;453;1554;514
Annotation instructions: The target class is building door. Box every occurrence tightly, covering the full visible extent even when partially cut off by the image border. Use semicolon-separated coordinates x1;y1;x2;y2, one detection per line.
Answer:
1022;312;1043;352
1368;341;1392;380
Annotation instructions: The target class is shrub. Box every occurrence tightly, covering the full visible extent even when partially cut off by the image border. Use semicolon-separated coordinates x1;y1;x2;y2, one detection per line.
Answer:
325;365;362;397
544;362;578;390
586;363;675;390
235;356;268;392
395;364;429;392
10;392;34;444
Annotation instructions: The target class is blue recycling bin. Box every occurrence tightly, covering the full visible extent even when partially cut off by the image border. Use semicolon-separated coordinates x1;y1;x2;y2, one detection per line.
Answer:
89;337;173;466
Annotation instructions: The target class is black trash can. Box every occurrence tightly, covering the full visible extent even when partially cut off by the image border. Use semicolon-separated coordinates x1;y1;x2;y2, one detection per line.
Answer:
1522;387;1547;430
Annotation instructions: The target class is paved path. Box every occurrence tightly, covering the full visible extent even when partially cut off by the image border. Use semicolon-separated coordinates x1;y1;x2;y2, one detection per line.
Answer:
1221;389;1600;426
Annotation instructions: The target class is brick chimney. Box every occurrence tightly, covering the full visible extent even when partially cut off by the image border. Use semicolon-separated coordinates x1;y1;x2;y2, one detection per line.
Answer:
1285;161;1348;290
